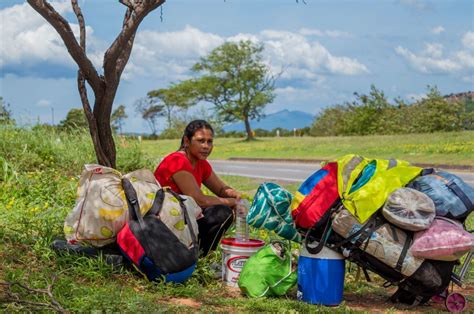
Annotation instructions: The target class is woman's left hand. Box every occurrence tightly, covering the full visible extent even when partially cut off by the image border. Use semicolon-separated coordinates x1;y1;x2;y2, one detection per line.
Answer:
226;188;241;200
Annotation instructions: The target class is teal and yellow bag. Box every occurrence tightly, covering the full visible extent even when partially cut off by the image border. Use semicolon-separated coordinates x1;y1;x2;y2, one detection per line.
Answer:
238;241;297;298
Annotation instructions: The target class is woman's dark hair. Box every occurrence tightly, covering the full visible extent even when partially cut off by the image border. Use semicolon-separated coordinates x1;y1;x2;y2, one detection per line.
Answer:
179;120;214;150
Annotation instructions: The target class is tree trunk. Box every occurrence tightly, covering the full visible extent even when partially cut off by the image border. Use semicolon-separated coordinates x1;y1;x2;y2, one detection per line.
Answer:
244;116;254;141
93;97;116;168
27;0;166;169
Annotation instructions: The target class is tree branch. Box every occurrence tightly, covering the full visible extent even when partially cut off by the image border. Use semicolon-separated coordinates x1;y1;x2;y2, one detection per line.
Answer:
71;0;85;49
0;277;66;313
119;0;135;10
71;0;93;116
26;0;103;95
104;0;166;83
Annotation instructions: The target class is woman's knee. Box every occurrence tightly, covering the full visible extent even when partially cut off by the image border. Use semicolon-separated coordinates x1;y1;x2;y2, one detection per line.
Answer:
202;205;233;227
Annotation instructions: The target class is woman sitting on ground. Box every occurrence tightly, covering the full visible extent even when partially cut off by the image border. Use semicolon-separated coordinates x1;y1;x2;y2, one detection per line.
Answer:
154;120;240;256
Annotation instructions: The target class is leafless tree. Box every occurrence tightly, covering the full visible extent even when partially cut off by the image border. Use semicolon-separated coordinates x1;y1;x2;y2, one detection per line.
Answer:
27;0;166;168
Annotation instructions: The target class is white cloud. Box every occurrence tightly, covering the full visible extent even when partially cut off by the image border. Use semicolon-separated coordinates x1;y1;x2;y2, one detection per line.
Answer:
0;1;104;71
259;30;368;77
423;43;444;58
399;0;430;11
431;26;445;35
124;26;224;81
299;28;351;38
462;31;474;50
456;51;474;67
125;26;368;82
37;99;51;107
395;37;474;74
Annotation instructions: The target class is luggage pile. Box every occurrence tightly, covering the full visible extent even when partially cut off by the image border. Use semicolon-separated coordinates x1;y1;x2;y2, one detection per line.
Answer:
62;164;202;283
291;154;474;306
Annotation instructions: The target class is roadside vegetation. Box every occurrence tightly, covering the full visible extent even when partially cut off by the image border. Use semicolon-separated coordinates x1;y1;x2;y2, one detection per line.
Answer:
1;125;472;312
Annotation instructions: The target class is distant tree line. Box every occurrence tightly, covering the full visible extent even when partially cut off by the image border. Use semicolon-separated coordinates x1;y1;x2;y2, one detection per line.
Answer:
220;127;311;138
310;85;474;137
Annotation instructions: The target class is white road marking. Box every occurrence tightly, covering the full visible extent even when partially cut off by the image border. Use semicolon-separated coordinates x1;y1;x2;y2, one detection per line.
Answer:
216;171;303;182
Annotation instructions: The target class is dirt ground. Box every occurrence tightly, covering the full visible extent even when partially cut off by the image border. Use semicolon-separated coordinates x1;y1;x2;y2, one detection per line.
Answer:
165;285;473;313
343;285;473;313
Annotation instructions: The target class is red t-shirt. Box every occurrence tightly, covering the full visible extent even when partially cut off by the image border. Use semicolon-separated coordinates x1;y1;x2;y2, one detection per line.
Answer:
154;151;212;194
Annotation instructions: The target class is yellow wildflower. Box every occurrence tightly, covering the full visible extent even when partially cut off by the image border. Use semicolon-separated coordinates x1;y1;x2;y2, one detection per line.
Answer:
6;198;15;209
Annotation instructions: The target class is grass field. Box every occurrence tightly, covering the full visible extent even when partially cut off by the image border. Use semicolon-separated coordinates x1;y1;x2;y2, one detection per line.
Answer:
141;131;474;166
1;126;472;312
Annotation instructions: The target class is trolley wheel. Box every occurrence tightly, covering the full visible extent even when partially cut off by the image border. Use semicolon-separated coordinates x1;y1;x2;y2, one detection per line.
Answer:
445;292;466;313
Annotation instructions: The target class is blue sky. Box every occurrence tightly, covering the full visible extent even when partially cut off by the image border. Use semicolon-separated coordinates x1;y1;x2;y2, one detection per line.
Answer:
0;0;473;133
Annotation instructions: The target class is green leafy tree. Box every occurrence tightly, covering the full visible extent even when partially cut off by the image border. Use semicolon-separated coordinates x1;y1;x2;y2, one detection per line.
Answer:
159;106;224;139
135;97;164;136
0;97;15;125
147;81;197;128
59;108;88;131
310;105;348;136
411;86;463;133
346;85;393;135
460;95;474;130
191;40;277;141
111;104;128;134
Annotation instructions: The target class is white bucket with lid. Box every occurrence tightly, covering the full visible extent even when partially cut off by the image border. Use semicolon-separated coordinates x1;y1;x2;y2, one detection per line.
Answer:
220;238;265;287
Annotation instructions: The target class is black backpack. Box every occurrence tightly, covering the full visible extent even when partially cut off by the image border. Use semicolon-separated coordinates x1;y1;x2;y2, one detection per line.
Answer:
117;178;199;283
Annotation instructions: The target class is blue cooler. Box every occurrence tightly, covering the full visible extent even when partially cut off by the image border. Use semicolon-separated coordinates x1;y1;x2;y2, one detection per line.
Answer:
297;245;345;306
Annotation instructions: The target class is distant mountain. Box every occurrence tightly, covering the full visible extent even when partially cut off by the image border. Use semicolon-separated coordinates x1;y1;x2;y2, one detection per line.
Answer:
223;109;315;132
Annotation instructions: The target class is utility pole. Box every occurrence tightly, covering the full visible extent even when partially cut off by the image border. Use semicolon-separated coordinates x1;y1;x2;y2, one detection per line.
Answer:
51;107;55;125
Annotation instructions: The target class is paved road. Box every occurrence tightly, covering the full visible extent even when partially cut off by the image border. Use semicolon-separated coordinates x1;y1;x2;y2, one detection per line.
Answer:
210;160;474;187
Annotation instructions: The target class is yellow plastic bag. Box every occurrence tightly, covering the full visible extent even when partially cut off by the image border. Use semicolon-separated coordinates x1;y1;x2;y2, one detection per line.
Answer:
335;155;422;223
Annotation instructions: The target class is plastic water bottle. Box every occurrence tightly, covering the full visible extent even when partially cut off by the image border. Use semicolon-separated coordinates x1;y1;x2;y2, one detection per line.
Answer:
235;199;250;242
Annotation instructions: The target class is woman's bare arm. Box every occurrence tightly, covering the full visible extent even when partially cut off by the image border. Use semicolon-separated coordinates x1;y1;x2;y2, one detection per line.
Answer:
203;171;241;199
172;170;238;208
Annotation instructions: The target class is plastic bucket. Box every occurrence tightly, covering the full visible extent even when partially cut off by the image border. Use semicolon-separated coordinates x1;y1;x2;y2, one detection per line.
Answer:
297;245;345;306
221;238;265;287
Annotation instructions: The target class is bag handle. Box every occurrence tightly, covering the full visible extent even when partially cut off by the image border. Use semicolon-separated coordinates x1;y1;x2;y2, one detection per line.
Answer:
168;189;199;258
122;177;141;222
122;178;159;264
447;181;473;213
304;201;340;254
148;188;165;217
148;187;199;258
304;209;333;255
330;214;382;250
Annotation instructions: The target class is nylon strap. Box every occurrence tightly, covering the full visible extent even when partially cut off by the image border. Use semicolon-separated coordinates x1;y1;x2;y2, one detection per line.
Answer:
122;178;160;265
447;181;473;213
166;189;199;258
395;232;412;273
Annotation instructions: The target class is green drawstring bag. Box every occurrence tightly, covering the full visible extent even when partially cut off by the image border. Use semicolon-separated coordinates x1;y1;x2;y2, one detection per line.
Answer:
238;241;297;298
